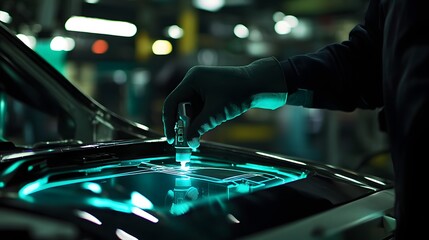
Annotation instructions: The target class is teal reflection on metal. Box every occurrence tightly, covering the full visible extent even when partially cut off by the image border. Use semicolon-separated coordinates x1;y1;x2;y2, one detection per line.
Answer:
237;163;307;181
75;210;102;225
235;183;250;194
0;181;4;188
87;197;131;213
18;175;122;197
131;207;159;223
2;151;35;161
169;202;192;216
87;197;159;223
0;92;6;140
116;229;139;240
20;179;44;196
2;160;24;177
189;157;234;168
130;191;154;209
82;182;102;194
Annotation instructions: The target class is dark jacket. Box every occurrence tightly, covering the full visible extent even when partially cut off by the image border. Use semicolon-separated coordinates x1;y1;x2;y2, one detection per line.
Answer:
280;0;429;238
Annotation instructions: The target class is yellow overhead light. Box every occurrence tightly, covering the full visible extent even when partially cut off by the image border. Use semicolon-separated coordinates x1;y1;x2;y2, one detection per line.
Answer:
65;16;137;37
152;40;172;55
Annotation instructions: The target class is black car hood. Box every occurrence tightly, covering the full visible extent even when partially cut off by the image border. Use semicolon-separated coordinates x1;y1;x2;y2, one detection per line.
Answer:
0;139;393;239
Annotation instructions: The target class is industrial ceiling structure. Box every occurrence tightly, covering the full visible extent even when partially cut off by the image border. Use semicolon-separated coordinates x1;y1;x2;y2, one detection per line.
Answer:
0;0;369;61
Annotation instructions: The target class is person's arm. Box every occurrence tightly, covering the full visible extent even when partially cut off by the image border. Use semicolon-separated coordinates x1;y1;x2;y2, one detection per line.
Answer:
162;57;287;148
280;1;383;111
162;1;383;146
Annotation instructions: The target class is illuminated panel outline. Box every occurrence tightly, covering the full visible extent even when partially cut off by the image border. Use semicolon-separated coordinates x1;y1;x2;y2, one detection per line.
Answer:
18;156;307;201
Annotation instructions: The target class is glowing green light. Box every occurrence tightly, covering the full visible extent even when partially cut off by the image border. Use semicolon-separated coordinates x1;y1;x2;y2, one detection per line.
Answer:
2;160;24;177
130;191;154;209
0;93;6;140
237;163;307;181
87;197;159;223
20;180;42;196
250;92;287;110
176;151;191;162
87;197;131;213
169;202;191;215
189;158;233;168
82;182;102;194
0;181;5;188
180;160;190;171
0;95;5;112
18;174;127;198
235;183;250;193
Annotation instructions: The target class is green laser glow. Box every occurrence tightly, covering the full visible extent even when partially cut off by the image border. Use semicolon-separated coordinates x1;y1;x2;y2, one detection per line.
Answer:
82;182;102;194
20;179;44;196
2;160;25;177
0;93;6;140
235;183;250;193
130;191;154;209
18;173;134;197
87;197;131;213
250;92;288;110
236;163;307;181
169;202;192;215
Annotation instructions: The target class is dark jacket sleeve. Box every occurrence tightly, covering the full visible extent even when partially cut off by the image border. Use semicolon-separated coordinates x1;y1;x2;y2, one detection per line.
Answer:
280;0;383;111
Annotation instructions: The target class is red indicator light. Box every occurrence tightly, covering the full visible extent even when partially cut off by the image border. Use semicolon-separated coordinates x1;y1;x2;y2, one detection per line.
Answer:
92;39;109;54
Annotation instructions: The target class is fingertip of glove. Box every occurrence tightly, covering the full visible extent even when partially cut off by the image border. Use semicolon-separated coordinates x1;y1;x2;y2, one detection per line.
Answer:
166;138;174;145
188;137;200;149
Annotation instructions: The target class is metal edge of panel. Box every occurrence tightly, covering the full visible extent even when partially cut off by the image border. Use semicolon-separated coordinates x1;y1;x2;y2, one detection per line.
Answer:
240;189;395;240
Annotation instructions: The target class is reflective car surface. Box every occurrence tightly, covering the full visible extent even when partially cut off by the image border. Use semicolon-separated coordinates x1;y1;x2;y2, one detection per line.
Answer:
0;22;395;240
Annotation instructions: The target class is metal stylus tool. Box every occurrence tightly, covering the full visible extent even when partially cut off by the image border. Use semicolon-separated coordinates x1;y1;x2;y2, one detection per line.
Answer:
174;102;192;164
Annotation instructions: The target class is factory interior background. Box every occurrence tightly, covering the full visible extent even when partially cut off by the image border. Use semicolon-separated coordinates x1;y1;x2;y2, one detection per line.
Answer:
0;0;392;179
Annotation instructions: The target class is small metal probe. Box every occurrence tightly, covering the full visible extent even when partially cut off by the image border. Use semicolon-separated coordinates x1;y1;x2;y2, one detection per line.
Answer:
174;102;192;166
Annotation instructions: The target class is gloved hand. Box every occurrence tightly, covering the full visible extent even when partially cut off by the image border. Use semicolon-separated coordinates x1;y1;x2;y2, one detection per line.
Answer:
162;57;288;149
